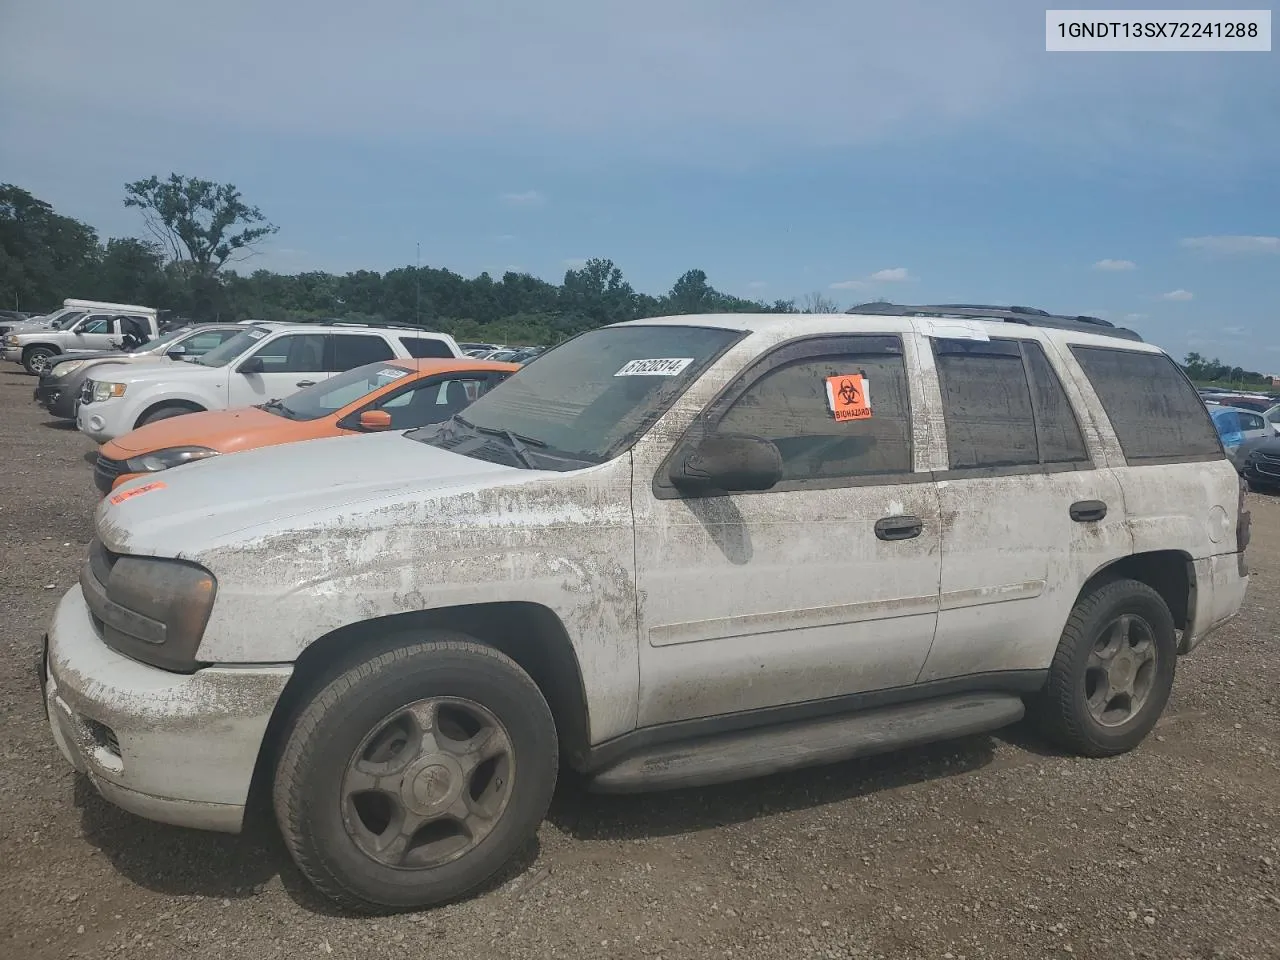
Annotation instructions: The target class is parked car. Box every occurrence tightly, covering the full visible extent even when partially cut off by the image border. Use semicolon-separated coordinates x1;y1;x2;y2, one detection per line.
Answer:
93;358;519;493
1241;435;1280;492
33;325;246;420
74;322;464;443
41;305;1249;912
1210;405;1272;470
1263;403;1280;436
1203;393;1274;414
4;304;160;374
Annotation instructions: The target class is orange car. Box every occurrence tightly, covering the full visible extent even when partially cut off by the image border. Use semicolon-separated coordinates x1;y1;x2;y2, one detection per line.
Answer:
93;358;519;494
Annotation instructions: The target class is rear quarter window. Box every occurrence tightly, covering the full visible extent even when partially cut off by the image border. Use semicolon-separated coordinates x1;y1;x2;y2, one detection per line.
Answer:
400;336;455;359
1069;345;1223;462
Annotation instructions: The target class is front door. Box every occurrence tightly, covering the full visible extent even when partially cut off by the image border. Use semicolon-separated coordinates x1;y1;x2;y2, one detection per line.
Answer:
632;333;942;727
228;331;330;407
70;314;115;351
918;334;1131;681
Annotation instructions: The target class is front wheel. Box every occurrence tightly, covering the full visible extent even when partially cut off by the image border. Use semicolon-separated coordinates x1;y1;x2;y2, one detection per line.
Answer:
22;346;57;376
1030;578;1177;758
273;635;559;913
137;404;198;427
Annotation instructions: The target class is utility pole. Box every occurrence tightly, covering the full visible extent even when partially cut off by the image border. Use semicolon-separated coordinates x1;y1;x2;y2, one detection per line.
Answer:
415;241;421;326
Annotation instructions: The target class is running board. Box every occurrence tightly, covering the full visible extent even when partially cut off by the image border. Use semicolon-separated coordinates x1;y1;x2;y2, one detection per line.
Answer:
587;693;1025;793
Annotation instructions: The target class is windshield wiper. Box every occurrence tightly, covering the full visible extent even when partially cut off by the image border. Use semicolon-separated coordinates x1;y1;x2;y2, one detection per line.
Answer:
261;398;295;419
470;423;547;468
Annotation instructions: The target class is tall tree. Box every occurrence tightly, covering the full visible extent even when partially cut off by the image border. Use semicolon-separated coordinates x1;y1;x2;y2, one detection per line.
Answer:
124;174;277;275
0;184;100;310
800;291;840;314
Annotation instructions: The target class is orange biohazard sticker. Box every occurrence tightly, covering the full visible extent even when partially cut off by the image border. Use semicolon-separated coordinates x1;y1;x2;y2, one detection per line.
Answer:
825;374;872;421
109;480;167;505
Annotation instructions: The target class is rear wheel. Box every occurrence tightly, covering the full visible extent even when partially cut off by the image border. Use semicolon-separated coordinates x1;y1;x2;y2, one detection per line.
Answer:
273;634;559;913
22;346;57;376
1030;578;1177;758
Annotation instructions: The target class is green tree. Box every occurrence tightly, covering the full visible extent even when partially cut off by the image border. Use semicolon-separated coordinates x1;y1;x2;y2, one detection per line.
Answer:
0;183;100;310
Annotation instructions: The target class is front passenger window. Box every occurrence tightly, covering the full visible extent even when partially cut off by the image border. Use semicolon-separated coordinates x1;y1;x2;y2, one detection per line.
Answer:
714;342;913;482
249;334;328;373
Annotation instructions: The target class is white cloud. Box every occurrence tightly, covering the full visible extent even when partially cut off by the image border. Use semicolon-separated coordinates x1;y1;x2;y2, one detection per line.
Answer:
499;190;545;207
1181;235;1280;254
1093;258;1136;271
1222;325;1247;336
562;257;589;268
1161;289;1194;301
831;266;913;290
1124;312;1148;321
747;281;768;289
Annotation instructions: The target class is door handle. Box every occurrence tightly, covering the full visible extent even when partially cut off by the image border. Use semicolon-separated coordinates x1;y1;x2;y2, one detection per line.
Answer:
295;380;316;387
1069;500;1108;522
874;515;923;541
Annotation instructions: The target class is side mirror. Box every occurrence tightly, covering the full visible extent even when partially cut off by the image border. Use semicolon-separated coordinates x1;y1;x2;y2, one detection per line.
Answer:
165;344;187;358
237;356;264;374
359;409;393;431
669;433;783;495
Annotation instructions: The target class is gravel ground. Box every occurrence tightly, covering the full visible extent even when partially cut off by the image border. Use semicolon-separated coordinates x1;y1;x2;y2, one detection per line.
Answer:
1;366;1278;960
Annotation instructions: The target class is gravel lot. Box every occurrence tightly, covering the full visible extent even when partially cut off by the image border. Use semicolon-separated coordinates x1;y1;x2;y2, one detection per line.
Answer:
1;366;1278;960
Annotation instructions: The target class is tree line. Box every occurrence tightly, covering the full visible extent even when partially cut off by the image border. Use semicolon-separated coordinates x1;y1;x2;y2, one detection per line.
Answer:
1182;352;1272;389
1;177;798;346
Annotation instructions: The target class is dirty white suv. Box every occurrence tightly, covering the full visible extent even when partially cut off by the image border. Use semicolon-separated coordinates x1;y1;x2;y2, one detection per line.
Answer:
74;322;463;442
42;306;1249;913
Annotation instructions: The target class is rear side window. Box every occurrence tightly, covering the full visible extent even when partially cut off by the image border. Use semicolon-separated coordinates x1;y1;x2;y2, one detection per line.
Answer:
329;334;395;371
400;336;454;359
1070;346;1223;462
932;338;1088;469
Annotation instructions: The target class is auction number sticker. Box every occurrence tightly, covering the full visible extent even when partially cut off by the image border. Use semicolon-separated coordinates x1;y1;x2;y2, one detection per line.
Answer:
109;480;167;505
377;367;409;381
614;358;694;377
825;374;872;421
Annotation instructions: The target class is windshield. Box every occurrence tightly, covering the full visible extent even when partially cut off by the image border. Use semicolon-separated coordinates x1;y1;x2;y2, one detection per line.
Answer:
267;362;413;421
136;328;188;352
48;309;85;330
407;324;741;470
194;326;269;367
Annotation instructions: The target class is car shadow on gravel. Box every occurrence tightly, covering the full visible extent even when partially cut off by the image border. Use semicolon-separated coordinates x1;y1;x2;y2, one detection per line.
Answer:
73;775;542;917
549;733;1000;842
40;419;78;431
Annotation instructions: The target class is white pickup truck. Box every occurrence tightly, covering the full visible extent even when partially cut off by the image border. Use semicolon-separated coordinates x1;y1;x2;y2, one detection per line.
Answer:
4;304;159;374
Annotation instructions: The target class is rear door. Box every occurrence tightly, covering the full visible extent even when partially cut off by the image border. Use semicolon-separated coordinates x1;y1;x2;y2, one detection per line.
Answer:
227;331;330;406
919;334;1132;681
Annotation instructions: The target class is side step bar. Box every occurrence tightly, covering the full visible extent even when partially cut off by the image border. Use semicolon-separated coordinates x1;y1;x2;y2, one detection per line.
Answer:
587;693;1025;793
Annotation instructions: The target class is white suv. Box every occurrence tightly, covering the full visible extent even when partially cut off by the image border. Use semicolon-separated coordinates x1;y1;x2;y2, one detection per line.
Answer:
43;306;1249;913
75;322;462;442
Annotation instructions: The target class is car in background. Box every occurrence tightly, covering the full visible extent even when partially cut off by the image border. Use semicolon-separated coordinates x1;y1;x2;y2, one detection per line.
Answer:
1209;405;1271;472
485;345;544;364
93;358;518;493
75;322;464;443
1202;392;1274;414
1262;403;1280;436
1242;435;1280;492
34;324;246;419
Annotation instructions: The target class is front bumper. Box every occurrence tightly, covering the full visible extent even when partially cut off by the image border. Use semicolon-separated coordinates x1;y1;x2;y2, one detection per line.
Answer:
76;402;119;443
1243;453;1280;488
2;346;21;363
43;585;292;833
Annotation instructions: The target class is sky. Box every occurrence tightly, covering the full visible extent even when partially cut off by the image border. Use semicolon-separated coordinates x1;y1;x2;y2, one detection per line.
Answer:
1;0;1277;368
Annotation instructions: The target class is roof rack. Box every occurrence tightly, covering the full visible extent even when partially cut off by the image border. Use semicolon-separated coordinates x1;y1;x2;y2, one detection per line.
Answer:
846;302;1143;342
286;319;449;334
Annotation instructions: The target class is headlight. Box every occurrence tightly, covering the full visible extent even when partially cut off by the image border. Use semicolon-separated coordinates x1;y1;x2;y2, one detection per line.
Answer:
92;381;127;401
125;446;219;473
51;360;86;378
81;544;217;672
5;336;17;346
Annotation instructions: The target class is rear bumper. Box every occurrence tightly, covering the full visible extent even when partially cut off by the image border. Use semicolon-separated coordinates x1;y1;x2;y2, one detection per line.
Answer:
1181;553;1249;654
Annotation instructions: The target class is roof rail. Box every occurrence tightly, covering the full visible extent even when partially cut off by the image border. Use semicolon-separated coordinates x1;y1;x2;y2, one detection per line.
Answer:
846;302;1143;342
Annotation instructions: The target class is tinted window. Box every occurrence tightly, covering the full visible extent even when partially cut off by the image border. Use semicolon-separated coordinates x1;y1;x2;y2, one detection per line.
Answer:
330;334;394;372
933;339;1038;468
250;333;328;373
1022;341;1089;463
715;340;912;481
1241;412;1265;432
1070;346;1222;461
399;336;454;359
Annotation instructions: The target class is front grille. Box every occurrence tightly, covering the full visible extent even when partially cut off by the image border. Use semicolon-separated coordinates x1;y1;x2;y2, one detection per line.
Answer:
94;454;126;495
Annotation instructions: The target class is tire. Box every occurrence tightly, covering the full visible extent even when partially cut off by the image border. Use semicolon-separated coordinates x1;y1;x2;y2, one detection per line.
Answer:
1030;578;1177;758
273;634;559;913
22;346;57;376
137;404;198;427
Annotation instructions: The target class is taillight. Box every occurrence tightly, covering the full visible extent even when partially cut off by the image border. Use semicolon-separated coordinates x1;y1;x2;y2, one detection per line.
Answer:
1237;476;1251;576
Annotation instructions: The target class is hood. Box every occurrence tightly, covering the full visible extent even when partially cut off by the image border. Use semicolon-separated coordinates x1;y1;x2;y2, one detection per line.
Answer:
104;405;295;456
96;430;548;557
85;357;214;386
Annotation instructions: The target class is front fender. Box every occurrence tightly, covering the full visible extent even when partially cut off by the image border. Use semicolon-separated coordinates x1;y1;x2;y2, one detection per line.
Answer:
192;460;640;742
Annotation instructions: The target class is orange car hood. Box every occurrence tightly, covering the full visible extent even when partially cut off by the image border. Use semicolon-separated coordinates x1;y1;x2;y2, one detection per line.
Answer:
103;406;337;458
